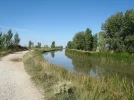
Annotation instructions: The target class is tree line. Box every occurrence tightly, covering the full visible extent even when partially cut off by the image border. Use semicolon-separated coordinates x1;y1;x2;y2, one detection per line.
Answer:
67;28;97;51
67;9;134;53
28;40;63;49
0;29;20;51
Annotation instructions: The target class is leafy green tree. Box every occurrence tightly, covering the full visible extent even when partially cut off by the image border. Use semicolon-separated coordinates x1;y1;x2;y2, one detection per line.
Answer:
73;32;85;50
51;41;55;48
123;10;134;53
85;28;93;51
98;31;106;51
67;41;72;49
0;29;22;51
7;29;13;47
92;33;98;51
14;33;20;46
125;35;134;53
102;9;134;53
2;33;8;47
102;12;124;52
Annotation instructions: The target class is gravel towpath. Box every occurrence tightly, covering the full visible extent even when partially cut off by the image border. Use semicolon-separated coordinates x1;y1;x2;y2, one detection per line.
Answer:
0;51;43;100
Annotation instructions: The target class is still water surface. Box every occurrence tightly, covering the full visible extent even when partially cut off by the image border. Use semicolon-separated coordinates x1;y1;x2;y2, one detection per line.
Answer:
43;49;134;80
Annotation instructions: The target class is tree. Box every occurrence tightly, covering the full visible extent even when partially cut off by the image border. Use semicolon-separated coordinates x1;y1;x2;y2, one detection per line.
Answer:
51;41;55;48
92;33;98;51
85;28;93;51
7;29;13;47
1;33;7;47
73;32;85;50
28;41;32;49
14;33;20;46
102;9;134;53
67;41;72;49
98;31;106;51
31;42;34;48
0;29;22;51
37;42;41;48
123;10;134;53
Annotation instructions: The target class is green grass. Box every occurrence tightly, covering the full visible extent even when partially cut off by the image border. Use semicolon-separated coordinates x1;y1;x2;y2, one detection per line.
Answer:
66;49;134;64
23;50;134;100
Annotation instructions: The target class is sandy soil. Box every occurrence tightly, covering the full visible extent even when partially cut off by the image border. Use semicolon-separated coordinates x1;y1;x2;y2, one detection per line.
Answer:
0;51;44;100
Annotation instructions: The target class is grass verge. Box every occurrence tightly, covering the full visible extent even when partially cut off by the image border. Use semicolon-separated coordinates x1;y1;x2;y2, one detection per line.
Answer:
23;50;134;100
66;49;134;64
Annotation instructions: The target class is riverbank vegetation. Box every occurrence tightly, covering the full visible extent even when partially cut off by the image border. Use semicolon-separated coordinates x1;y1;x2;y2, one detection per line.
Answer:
67;9;134;54
66;49;134;65
23;50;134;100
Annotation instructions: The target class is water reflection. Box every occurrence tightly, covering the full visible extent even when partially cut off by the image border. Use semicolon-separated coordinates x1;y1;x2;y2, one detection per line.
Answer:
43;49;134;80
50;51;55;58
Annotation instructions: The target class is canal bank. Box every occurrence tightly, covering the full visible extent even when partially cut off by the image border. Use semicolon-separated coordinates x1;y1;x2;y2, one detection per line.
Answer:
23;49;134;100
43;49;134;81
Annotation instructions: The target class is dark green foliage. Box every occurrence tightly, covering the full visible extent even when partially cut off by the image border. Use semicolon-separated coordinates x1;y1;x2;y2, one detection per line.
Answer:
85;28;93;51
7;29;13;46
73;32;85;50
92;33;98;51
98;31;106;51
66;9;134;54
67;29;94;51
102;9;134;53
67;41;73;49
51;41;55;48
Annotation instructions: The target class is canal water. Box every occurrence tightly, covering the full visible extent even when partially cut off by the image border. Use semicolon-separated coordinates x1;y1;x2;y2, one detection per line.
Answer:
43;49;134;80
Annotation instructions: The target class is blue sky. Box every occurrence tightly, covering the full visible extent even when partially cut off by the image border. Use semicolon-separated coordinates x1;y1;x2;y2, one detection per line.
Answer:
0;0;134;47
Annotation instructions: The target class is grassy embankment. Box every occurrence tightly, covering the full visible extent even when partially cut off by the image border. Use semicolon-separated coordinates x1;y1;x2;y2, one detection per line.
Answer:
23;49;134;100
66;49;134;65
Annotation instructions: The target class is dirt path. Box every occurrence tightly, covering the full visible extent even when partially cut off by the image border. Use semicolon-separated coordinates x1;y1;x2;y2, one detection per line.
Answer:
0;51;44;100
